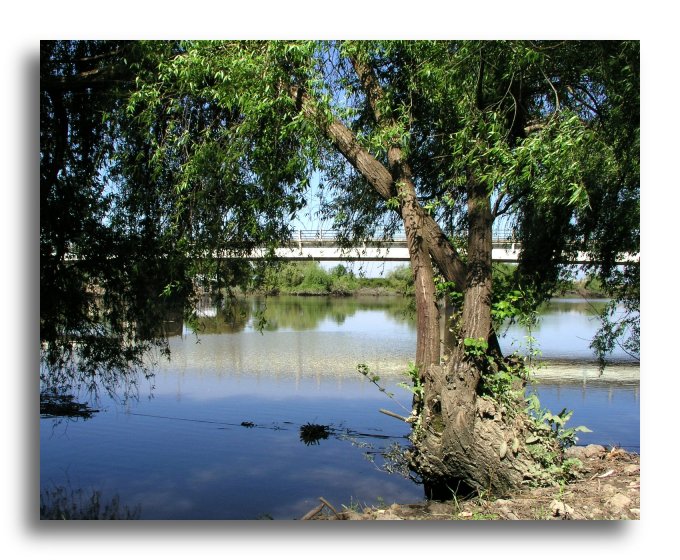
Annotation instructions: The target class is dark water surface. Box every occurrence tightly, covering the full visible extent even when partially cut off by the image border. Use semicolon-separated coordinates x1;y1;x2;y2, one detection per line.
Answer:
40;296;639;519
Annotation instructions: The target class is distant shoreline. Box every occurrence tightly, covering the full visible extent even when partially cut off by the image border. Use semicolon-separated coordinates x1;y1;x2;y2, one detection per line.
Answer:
264;286;406;297
557;288;608;299
251;287;609;299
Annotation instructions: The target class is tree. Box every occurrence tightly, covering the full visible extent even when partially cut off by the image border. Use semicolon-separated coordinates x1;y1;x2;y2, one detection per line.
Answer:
40;40;175;396
40;40;307;396
40;40;639;494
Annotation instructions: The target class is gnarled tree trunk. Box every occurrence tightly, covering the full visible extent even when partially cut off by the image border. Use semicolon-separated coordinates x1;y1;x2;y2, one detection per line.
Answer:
291;70;549;497
408;180;541;497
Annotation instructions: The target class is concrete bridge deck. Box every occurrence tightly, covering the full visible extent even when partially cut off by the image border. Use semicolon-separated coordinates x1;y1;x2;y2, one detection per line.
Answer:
220;230;638;265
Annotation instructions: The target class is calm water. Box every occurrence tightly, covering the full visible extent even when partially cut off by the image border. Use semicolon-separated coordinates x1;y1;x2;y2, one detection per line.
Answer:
40;296;640;519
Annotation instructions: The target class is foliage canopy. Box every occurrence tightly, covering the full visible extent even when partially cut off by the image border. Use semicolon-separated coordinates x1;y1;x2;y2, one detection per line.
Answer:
40;40;639;395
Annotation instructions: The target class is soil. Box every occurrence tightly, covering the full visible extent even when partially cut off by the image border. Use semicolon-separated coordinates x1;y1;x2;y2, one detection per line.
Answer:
303;445;640;521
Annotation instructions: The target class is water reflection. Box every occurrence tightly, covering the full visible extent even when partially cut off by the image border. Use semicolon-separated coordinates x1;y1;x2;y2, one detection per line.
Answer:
182;296;636;385
502;299;636;364
190;295;635;364
193;297;250;334
40;391;99;419
41;295;640;519
538;298;610;314
40;485;142;520
299;423;331;445
534;381;640;451
193;295;415;334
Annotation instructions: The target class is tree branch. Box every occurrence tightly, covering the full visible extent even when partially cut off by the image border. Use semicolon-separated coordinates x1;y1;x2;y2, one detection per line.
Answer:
286;84;394;201
523;122;546;135
494;193;518;218
347;49;387;124
41;65;130;93
492;192;506;217
285;82;468;290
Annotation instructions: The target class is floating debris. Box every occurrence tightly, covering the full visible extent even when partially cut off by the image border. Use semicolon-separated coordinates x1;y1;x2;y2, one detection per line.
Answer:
300;423;331;445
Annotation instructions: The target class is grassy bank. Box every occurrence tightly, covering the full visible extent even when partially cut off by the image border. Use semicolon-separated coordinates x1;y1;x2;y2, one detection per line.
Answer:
260;261;607;299
263;262;413;296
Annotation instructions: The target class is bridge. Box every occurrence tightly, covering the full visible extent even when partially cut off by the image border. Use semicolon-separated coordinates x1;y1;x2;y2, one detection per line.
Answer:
220;230;638;265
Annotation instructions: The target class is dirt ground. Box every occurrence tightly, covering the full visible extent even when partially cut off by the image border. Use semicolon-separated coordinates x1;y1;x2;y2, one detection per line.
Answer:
303;445;640;521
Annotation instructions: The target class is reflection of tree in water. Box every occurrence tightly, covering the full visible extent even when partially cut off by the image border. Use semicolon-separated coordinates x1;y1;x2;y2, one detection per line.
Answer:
382;298;416;327
255;296;415;332
299;423;331;445
257;296;348;331
40;391;99;419
185;295;415;334
541;299;609;315
40;298;187;400
190;296;250;334
40;485;141;520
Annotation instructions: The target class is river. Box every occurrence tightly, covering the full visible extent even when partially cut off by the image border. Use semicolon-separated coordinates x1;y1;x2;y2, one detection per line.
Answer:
39;295;639;519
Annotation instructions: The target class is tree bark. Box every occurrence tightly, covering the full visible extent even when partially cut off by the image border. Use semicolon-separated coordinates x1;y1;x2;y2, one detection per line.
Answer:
345;54;440;371
409;179;540;496
393;167;440;371
290;71;545;496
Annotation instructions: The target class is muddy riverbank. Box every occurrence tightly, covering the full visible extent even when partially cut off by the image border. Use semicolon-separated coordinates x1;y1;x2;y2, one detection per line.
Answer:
303;445;640;521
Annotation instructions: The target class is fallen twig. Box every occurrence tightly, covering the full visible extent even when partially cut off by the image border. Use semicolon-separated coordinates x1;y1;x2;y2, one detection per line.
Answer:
300;502;325;520
379;408;409;422
591;469;615;480
319;497;341;519
300;497;341;520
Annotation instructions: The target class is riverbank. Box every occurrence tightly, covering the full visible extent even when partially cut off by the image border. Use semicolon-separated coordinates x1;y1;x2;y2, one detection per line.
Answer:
268;286;406;297
253;261;609;299
258;261;412;297
303;445;640;521
262;283;607;300
557;287;608;299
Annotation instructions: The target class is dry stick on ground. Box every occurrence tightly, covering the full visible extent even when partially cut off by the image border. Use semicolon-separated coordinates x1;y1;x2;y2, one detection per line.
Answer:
300;502;325;520
300;497;341;520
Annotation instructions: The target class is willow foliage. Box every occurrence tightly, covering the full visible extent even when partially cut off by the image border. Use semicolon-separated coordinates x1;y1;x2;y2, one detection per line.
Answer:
40;40;639;396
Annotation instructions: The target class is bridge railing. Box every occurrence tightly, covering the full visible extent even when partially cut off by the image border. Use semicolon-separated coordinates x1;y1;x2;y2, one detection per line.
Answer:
291;229;518;244
292;230;407;242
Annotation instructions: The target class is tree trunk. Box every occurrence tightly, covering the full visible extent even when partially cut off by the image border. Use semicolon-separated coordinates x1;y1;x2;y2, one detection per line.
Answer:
408;180;541;497
290;76;549;496
394;174;440;371
289;80;507;356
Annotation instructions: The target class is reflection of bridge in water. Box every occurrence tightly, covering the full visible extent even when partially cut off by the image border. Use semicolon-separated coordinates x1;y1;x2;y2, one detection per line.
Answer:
164;326;639;396
221;230;638;265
